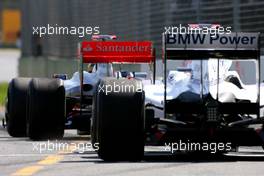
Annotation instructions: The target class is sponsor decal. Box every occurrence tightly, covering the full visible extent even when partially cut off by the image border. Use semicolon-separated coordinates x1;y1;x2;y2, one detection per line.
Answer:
166;34;257;45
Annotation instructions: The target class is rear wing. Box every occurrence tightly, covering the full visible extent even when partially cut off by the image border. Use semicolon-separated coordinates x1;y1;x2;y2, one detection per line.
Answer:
162;32;261;117
80;41;155;63
163;33;260;60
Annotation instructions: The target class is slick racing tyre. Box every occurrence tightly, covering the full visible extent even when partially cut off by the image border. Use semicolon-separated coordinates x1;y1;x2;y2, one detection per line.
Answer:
95;78;145;161
6;78;31;137
27;78;65;140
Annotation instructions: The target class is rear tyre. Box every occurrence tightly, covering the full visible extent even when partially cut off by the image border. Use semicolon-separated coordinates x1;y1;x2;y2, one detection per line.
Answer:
27;78;65;140
96;78;145;161
6;78;31;137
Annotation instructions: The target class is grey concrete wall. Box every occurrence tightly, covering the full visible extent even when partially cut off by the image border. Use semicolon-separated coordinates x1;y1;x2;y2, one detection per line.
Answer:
18;57;141;78
19;55;264;85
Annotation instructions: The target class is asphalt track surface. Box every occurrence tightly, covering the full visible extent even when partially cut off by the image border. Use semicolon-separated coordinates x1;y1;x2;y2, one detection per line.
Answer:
0;125;264;176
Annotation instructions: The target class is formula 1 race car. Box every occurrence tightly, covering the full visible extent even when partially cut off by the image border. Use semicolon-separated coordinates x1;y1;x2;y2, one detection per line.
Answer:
144;33;264;150
89;32;264;161
4;35;154;141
